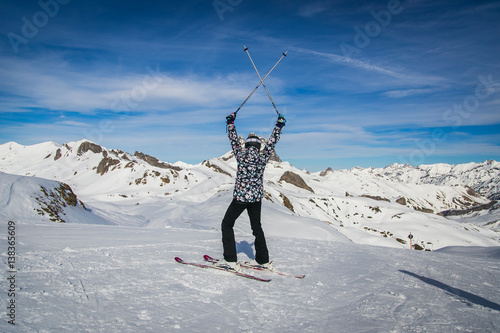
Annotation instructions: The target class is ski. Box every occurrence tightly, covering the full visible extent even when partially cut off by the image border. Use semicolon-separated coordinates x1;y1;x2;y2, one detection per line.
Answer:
204;255;305;279
174;257;271;282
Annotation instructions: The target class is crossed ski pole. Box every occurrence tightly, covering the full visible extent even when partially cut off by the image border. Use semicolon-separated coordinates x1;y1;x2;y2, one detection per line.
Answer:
234;46;287;115
244;46;283;115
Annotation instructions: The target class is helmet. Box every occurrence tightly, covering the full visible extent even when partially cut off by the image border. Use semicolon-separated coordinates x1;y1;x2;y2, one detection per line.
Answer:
245;133;261;150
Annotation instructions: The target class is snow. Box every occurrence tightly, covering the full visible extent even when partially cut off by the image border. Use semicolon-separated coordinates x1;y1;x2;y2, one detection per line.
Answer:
0;222;499;332
435;246;500;259
0;172;109;225
1;140;499;331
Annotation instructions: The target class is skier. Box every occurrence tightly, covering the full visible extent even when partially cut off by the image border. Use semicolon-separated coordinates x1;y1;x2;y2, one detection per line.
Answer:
217;112;286;271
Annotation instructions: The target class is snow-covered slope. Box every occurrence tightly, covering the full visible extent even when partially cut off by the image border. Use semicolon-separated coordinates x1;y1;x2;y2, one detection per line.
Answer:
0;222;498;332
0;171;108;225
0;140;498;250
1;140;499;332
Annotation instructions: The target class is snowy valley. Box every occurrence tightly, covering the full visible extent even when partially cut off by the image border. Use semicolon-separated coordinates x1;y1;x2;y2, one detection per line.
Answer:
0;139;499;332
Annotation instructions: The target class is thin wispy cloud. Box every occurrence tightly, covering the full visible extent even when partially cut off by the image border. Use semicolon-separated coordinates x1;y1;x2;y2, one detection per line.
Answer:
292;46;447;88
298;3;328;18
0;55;261;114
0;0;499;171
383;88;436;98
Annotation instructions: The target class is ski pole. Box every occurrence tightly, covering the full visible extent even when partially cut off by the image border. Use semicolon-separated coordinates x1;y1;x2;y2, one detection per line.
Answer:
234;48;287;114
244;46;282;115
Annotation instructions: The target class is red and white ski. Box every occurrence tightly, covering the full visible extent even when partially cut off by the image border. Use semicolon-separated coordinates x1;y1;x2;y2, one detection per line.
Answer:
203;255;305;279
174;257;271;282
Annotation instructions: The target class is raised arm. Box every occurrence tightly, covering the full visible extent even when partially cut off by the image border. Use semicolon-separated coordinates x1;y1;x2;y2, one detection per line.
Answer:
262;114;286;162
226;112;242;157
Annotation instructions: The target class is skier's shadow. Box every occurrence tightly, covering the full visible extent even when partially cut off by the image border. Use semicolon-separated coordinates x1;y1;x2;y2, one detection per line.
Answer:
236;240;255;259
399;270;500;311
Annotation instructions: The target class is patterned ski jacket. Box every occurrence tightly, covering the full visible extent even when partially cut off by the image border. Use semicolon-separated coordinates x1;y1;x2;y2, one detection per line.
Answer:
228;124;281;203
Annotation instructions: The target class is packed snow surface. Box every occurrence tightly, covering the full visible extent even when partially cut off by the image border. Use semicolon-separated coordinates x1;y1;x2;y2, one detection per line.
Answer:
0;222;499;332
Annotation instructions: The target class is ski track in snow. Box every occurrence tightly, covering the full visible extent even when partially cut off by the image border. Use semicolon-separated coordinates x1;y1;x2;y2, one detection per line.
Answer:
0;222;499;332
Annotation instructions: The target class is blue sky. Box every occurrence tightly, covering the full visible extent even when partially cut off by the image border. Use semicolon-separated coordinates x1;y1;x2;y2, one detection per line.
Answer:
1;0;499;171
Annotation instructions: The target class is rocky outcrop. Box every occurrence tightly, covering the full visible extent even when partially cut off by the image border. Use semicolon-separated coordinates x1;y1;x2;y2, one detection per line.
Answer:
280;193;294;212
97;157;120;175
35;183;85;223
202;160;231;177
134;151;182;171
54;148;62;161
320;167;333;177
396;197;407;205
77;142;103;156
279;171;314;193
438;200;497;217
394;196;433;213
360;194;390;202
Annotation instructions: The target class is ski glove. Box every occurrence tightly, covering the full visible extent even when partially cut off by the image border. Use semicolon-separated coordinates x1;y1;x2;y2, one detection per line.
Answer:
276;114;286;128
226;112;236;125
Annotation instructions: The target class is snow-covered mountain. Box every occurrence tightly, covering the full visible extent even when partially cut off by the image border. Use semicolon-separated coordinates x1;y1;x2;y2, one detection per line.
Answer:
370;161;500;200
0;139;498;250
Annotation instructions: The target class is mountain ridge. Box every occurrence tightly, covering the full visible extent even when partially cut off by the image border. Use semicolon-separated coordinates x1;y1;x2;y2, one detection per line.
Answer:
1;139;499;250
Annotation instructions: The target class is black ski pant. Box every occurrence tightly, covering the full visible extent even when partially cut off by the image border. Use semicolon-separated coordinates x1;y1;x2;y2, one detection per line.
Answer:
221;199;269;264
